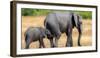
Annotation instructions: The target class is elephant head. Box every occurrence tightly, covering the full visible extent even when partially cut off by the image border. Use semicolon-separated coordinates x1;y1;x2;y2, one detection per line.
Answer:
72;13;82;46
45;29;53;39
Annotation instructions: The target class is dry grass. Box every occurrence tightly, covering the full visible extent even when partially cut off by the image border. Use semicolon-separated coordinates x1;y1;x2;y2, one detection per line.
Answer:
21;16;92;49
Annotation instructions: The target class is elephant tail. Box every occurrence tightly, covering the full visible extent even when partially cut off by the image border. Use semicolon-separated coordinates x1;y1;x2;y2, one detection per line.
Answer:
44;18;47;27
25;34;27;43
25;34;31;49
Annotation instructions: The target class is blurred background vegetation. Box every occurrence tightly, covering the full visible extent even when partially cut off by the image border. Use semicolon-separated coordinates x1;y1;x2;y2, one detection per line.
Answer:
21;8;92;19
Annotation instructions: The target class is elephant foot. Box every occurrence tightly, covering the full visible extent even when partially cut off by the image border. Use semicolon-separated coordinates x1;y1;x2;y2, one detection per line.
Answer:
25;47;29;49
78;44;81;46
39;46;41;48
25;45;29;49
51;44;58;48
66;44;73;47
66;45;72;47
39;46;43;48
51;45;56;48
78;42;81;46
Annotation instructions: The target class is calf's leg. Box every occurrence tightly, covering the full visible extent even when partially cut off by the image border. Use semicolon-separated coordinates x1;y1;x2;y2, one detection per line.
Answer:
39;38;45;48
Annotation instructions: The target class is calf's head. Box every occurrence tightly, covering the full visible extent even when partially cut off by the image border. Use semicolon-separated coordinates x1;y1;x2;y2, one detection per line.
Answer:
45;29;53;39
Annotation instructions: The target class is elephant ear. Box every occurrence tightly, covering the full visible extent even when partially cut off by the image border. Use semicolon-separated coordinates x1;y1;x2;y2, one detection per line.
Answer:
78;15;82;24
72;13;78;28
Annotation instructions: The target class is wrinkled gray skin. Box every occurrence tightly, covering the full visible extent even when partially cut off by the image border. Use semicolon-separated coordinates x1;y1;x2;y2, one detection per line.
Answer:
25;27;51;49
44;12;82;47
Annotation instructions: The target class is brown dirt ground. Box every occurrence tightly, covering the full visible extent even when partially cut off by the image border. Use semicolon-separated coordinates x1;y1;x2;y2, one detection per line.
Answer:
21;16;92;49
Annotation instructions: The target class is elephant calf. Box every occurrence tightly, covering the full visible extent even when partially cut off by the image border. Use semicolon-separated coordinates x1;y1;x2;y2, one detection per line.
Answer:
24;27;51;49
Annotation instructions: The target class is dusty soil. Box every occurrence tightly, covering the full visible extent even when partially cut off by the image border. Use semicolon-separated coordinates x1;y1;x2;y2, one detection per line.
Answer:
21;16;92;49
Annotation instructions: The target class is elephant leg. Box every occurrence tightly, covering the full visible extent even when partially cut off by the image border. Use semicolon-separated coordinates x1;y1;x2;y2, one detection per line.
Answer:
50;39;54;48
66;28;73;47
39;38;45;48
54;34;61;47
49;37;55;48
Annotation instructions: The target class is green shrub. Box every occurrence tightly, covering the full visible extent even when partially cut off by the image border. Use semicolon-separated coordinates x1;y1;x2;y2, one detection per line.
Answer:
21;8;92;19
21;8;51;16
21;8;34;16
75;11;92;19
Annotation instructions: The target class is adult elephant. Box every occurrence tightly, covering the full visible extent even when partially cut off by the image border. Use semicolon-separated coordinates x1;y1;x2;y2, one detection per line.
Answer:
44;12;82;47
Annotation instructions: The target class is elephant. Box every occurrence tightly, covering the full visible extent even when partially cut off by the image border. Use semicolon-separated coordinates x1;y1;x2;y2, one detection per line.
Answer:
24;27;51;49
44;12;82;47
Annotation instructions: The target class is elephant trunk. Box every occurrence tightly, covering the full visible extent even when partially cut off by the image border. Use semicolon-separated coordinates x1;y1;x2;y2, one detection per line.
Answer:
77;25;82;46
